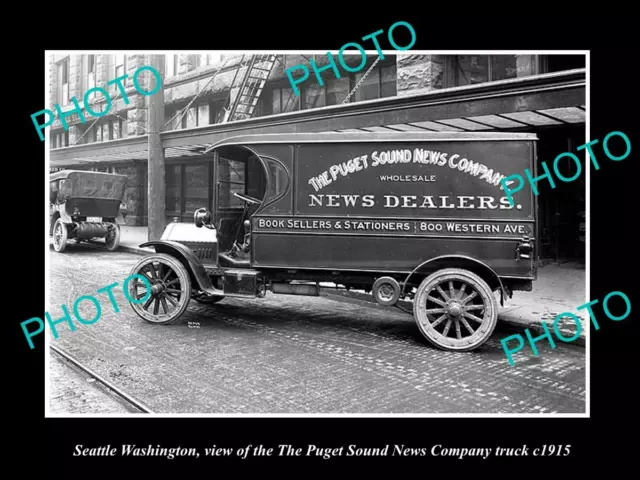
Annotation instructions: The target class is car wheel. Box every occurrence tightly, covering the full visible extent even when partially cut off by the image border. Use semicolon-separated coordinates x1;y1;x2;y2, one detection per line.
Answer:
127;253;192;325
52;219;68;253
105;224;121;251
413;268;498;352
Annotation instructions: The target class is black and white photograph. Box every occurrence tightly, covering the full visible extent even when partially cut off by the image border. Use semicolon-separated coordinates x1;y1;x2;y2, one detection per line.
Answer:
44;50;588;416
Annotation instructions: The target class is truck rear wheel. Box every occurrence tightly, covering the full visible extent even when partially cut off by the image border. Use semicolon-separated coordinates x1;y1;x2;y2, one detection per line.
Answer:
413;268;498;352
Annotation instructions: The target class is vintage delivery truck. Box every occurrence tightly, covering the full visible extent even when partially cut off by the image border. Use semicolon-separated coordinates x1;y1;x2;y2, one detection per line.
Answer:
127;131;537;352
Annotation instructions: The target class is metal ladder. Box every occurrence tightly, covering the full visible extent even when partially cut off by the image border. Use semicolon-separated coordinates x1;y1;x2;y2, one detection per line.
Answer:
224;54;278;122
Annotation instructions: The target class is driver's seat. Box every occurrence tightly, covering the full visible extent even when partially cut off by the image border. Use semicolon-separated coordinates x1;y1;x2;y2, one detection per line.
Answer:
218;216;252;268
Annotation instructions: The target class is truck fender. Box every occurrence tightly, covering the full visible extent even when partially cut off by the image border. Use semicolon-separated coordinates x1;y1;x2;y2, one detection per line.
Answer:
402;254;508;307
139;240;221;295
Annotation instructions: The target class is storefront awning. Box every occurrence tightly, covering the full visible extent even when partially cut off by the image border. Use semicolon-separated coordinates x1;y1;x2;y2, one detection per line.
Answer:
50;68;586;167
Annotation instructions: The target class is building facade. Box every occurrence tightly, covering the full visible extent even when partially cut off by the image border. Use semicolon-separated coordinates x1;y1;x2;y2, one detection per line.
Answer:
49;53;586;262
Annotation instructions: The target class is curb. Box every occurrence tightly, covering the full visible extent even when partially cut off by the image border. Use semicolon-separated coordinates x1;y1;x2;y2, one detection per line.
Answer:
51;243;585;348
49;242;152;256
498;312;586;347
118;245;152;256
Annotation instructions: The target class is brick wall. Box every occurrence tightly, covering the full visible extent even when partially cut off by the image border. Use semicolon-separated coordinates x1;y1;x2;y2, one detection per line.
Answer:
396;54;444;96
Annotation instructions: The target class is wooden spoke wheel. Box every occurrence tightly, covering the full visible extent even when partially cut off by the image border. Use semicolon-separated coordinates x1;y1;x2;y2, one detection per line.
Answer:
127;254;192;325
413;268;498;352
105;224;121;251
52;219;68;253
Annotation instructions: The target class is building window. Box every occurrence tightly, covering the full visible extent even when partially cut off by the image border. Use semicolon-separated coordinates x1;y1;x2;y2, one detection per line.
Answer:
272;87;301;114
81;115;127;144
300;61;397;108
164;162;213;222
542;55;586;73
166;165;182;214
165;54;179;77
195;54;224;68
444;55;538;88
354;70;381;102
56;57;70;106
115;54;127;78
186;106;198;129
198;104;210;126
168;102;212;130
81;54;97;97
185;164;211;213
119;117;128;138
303;83;325;109
325;76;350;105
101;123;110;142
380;64;397;97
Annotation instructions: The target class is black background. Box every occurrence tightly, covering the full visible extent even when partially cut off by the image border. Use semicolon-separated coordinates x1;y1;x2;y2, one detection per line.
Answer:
11;13;636;474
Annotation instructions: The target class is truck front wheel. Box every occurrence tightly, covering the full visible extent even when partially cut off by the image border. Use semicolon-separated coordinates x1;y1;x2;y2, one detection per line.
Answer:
413;268;498;352
127;253;192;325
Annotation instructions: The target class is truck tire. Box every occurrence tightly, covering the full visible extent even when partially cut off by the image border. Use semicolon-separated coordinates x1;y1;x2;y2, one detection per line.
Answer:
105;224;121;251
127;253;192;325
413;268;498;352
52;218;68;253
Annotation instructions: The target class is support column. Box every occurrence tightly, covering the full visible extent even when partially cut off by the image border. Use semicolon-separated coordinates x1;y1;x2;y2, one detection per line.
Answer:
516;55;538;77
68;55;83;101
49;55;57;107
68;125;80;145
96;54;110;88
126;54;149;136
396;54;444;96
147;54;166;240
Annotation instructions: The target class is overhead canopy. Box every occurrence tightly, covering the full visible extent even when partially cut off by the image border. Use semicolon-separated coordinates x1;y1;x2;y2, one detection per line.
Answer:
50;68;586;168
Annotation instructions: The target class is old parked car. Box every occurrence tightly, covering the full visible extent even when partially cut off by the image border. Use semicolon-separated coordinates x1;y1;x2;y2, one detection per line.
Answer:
127;132;538;352
49;169;128;253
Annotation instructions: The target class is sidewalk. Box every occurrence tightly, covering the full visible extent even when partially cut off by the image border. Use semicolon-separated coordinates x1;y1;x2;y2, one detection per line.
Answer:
118;225;153;253
111;226;587;346
498;262;586;345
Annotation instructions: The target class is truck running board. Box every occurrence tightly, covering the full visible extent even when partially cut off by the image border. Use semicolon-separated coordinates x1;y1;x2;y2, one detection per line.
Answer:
270;282;320;296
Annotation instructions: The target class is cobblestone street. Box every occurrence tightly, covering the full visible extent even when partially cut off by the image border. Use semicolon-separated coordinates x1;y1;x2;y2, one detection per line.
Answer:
47;246;587;414
49;350;136;414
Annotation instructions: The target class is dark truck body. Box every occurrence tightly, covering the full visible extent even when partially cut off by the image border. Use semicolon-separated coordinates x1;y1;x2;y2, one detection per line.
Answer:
248;132;537;286
129;132;538;352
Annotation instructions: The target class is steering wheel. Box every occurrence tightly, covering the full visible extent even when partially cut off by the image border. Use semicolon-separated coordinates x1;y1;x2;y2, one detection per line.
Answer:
233;192;262;205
